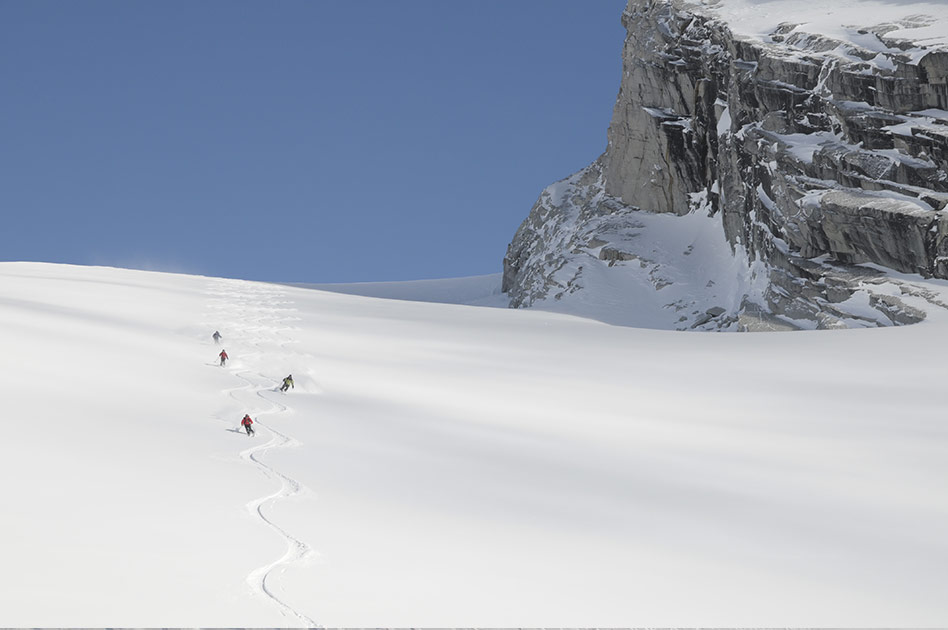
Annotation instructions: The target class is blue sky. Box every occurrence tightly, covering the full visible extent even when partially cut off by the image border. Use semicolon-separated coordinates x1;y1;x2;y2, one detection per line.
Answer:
1;0;626;283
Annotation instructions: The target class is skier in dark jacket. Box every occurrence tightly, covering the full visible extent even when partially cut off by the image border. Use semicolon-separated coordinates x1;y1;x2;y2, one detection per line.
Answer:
219;349;229;366
212;330;222;344
241;414;255;436
280;374;294;392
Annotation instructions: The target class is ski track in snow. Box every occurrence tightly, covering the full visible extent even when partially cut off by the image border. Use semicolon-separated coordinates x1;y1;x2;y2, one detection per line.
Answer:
205;279;318;627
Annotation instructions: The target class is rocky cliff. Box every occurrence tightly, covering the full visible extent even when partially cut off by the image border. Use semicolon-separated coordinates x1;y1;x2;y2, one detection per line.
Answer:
503;0;948;330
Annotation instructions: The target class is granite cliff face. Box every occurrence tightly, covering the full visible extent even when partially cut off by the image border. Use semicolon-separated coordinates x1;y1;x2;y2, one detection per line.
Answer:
503;0;948;330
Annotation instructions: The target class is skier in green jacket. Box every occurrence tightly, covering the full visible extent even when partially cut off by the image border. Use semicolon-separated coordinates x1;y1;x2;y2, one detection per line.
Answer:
280;374;294;393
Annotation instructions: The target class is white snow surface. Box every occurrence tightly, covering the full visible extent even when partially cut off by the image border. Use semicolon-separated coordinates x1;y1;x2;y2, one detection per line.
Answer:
3;261;948;625
693;0;948;62
526;205;753;330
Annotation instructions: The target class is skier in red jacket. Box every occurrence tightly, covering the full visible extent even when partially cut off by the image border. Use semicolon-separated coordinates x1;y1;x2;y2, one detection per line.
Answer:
241;414;255;436
219;349;228;366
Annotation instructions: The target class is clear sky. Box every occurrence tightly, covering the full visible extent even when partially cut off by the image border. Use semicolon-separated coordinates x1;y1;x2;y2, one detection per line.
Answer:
1;0;627;283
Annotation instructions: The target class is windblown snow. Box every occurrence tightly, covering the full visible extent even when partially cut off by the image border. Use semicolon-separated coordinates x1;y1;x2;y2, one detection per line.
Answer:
2;261;948;626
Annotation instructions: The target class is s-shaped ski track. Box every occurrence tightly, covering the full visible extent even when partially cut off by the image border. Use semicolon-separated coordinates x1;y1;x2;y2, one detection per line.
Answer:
238;374;317;627
206;278;317;626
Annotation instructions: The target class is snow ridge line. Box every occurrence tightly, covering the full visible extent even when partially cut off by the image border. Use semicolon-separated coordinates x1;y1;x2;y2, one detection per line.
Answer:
205;279;317;626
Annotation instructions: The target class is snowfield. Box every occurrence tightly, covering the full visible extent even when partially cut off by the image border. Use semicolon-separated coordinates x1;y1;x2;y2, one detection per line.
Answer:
2;261;947;626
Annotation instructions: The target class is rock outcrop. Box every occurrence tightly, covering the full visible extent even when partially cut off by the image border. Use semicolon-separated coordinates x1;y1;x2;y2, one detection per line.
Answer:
503;0;948;330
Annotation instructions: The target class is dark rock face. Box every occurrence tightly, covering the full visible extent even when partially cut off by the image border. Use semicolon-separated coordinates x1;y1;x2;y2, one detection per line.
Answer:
503;0;948;329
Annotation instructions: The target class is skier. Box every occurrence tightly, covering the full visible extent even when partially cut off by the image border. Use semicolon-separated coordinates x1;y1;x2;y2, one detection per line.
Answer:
240;414;255;436
280;374;294;392
219;349;228;366
212;330;222;344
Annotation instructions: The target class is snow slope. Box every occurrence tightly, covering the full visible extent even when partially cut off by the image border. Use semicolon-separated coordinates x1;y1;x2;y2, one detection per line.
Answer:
2;261;948;626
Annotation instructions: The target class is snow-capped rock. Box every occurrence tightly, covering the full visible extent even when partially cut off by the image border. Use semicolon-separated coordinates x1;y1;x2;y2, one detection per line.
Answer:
504;0;948;330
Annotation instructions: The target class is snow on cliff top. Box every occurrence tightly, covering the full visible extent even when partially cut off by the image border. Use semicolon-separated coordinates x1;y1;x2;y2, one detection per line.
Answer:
691;0;948;63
